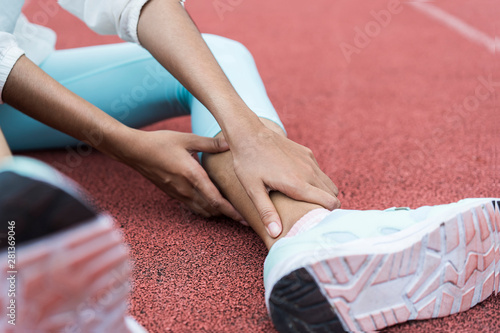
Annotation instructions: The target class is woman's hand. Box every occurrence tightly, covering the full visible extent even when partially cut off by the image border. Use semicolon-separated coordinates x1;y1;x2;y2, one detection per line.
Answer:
230;125;340;238
118;128;243;221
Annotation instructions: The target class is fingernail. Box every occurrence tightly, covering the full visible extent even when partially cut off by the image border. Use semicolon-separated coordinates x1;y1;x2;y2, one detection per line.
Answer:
267;222;281;238
240;220;249;226
334;197;341;209
219;138;229;149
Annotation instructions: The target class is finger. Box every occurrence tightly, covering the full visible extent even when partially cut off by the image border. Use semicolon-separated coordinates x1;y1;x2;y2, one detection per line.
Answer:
244;184;282;238
317;171;339;196
302;162;338;197
199;187;244;222
187;164;244;221
283;182;340;211
176;185;221;217
309;172;336;197
187;201;213;218
308;154;338;196
188;135;230;154
167;192;213;218
192;194;222;217
161;179;216;217
309;149;322;168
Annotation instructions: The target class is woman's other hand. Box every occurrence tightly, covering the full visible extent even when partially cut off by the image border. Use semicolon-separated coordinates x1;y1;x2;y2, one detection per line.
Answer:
118;129;243;221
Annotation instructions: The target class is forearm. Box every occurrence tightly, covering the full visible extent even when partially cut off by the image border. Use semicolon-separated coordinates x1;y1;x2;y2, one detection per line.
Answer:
2;56;129;158
137;0;264;143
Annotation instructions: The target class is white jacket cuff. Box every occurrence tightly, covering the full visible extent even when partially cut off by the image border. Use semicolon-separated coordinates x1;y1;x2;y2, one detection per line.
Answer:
59;0;151;45
0;36;25;104
119;0;151;44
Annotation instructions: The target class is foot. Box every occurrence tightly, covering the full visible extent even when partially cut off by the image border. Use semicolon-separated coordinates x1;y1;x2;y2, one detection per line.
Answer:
264;198;500;332
0;157;147;332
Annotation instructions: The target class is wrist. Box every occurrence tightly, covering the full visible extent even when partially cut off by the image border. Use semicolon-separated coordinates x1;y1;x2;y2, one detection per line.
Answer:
220;111;267;146
91;121;137;163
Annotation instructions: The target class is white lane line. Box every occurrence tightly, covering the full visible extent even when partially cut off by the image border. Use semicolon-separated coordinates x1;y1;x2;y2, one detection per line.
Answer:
407;1;498;54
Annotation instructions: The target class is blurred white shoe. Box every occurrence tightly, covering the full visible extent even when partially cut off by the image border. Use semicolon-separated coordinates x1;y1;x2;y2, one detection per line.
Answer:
0;157;147;332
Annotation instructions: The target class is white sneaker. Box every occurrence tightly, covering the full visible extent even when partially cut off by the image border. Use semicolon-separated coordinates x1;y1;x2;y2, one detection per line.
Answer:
0;157;147;332
264;198;500;332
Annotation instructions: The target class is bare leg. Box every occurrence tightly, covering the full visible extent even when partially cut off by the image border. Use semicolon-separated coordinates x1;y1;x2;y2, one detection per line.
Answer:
0;128;11;160
204;119;324;250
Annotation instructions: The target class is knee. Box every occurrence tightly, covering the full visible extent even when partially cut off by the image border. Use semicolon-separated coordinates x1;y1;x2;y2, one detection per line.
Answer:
201;33;255;64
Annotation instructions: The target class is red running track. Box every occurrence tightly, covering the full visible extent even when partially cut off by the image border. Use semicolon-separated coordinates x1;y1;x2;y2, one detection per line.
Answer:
22;0;499;332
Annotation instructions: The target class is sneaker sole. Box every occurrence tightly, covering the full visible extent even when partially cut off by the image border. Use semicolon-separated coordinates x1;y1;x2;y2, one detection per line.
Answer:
269;200;500;332
0;215;135;332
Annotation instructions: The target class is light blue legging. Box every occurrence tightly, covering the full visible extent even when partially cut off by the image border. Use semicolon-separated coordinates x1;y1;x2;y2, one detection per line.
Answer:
0;34;285;151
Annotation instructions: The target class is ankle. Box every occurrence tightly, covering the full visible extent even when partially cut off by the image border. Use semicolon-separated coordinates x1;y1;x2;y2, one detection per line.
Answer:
264;192;325;249
285;208;331;237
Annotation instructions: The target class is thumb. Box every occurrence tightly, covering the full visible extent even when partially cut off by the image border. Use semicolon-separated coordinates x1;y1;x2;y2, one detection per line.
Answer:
246;185;282;238
189;135;229;154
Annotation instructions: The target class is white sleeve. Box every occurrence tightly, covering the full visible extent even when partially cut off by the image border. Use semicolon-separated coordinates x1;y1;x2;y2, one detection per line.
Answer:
0;33;25;104
0;0;26;104
58;0;151;44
